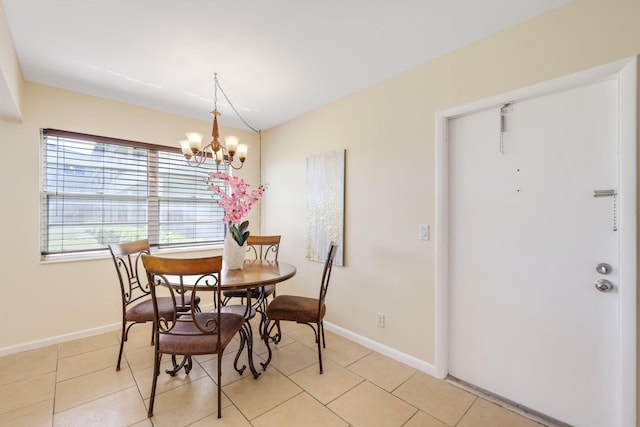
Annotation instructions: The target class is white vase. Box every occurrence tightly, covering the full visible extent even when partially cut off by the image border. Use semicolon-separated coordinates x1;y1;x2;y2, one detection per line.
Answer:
223;233;246;269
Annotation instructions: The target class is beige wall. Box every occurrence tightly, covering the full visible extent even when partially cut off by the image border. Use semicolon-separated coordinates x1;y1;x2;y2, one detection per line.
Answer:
0;0;639;414
0;83;261;350
261;0;640;364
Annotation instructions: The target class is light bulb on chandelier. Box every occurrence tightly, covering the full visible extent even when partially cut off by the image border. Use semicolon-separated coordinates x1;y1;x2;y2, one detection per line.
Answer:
179;73;259;169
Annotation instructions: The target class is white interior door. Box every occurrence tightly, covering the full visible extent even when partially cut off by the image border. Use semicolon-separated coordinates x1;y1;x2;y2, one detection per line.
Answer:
447;78;622;426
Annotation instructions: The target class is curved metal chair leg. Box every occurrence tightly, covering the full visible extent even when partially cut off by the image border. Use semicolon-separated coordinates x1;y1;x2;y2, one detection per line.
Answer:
242;321;260;378
118;321;145;371
217;348;223;418
148;352;162;417
261;319;274;370
317;321;324;373
117;324;126;371
166;354;192;376
275;319;282;343
185;355;193;374
234;329;247;375
298;322;323;374
266;319;282;344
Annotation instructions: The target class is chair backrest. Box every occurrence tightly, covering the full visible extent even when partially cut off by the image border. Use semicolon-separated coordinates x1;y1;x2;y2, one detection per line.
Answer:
246;235;281;261
318;242;339;309
141;255;224;341
109;239;151;307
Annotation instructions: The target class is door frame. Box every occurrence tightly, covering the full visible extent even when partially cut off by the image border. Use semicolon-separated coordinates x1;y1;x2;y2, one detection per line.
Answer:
434;57;637;426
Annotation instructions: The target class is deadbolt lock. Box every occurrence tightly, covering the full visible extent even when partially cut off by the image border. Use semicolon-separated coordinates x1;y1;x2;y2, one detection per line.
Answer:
595;263;612;275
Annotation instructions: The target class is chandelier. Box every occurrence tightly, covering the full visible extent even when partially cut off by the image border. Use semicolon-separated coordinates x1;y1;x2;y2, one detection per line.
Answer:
179;73;260;169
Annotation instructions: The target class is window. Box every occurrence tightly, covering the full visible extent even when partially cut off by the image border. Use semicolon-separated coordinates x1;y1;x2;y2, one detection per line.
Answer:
41;129;227;259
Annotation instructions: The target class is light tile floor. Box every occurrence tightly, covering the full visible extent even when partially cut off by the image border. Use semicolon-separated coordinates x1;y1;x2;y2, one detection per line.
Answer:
0;319;544;426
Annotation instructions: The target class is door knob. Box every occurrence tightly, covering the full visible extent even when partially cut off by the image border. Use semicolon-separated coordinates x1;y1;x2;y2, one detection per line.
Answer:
594;279;614;293
595;263;612;274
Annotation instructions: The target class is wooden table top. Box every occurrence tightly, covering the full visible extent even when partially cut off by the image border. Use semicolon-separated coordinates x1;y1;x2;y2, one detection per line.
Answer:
220;259;296;290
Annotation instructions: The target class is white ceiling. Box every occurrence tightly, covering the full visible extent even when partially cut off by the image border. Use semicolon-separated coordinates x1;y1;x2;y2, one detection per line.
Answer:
2;0;569;131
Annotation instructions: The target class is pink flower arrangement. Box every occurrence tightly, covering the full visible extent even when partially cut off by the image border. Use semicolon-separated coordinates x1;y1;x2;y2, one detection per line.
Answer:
207;172;264;246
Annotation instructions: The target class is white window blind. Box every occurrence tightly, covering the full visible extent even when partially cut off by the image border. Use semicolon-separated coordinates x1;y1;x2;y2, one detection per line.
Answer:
41;129;227;258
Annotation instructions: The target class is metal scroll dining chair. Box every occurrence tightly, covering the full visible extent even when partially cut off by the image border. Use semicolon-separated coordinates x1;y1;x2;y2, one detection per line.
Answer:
222;235;281;335
108;239;201;371
222;235;281;302
141;255;245;419
263;242;338;373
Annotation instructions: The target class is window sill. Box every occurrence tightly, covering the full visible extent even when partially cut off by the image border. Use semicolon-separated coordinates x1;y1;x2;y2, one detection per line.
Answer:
40;244;224;265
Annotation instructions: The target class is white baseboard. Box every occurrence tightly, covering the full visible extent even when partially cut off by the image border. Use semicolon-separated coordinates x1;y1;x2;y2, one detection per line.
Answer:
324;321;436;377
0;304;222;358
0;323;121;357
1;315;435;379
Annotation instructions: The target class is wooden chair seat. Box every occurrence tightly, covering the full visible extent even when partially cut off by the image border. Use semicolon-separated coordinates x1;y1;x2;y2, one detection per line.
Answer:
266;295;326;324
158;313;244;355
125;297;174;323
125;295;200;322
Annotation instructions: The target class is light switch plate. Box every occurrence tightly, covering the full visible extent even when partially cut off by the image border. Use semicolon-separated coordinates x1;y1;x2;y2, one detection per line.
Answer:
419;224;429;240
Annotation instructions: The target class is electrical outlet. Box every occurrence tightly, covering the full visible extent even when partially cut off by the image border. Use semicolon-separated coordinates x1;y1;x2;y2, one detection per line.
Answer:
376;312;385;328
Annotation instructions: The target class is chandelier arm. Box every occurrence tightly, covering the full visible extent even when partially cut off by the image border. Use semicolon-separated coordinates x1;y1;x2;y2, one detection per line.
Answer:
186;152;207;167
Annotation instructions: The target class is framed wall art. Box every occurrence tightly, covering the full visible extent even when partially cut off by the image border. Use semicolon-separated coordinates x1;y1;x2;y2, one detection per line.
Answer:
305;149;344;266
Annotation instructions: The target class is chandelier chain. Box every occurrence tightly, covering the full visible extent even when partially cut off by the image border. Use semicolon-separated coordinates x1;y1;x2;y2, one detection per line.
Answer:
214;74;261;134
